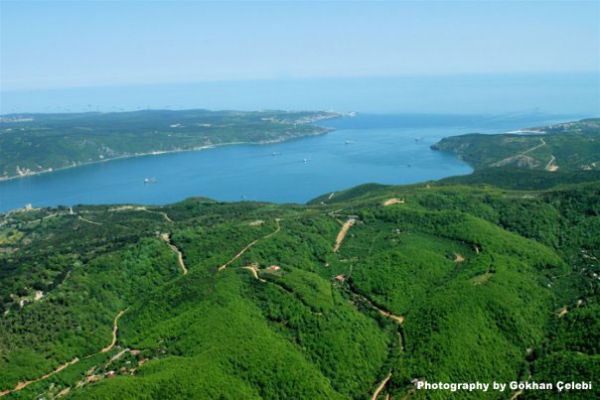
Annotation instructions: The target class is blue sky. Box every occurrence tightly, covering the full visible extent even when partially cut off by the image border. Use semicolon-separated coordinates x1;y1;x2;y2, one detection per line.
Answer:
1;1;599;91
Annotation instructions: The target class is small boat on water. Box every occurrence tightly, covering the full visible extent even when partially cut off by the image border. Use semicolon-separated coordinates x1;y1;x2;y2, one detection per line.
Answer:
345;140;355;144
144;177;157;184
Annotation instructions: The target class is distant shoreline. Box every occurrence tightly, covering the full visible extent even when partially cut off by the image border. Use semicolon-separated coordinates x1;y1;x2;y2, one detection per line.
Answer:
504;129;546;135
0;127;335;183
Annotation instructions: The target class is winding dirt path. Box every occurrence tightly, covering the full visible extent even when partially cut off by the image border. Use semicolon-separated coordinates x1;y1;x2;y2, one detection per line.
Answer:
333;218;355;253
371;371;392;400
101;310;126;353
148;209;173;223
491;138;547;167
161;233;188;275
218;219;281;271
521;138;546;155
0;309;126;397
242;264;266;282
0;358;80;397
509;389;523;400
347;284;404;325
545;155;558;171
377;308;405;324
105;348;129;367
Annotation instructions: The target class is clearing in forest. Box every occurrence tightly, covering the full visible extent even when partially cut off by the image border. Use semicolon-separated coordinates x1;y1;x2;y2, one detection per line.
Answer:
383;198;404;206
545;155;559;171
333;218;356;253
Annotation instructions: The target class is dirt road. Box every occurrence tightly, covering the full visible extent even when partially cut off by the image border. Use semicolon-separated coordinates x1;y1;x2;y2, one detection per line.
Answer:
0;309;125;397
347;284;404;325
242;264;266;282
0;358;80;397
509;389;523;400
545;155;558;171
101;310;126;353
333;218;355;252
377;308;405;324
161;233;188;275
371;371;392;400
521;138;546;155
491;138;547;167
218;219;281;271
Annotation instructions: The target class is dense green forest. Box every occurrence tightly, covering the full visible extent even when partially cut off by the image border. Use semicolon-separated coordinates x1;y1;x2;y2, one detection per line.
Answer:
1;167;598;399
432;118;600;172
0;116;598;399
0;110;338;180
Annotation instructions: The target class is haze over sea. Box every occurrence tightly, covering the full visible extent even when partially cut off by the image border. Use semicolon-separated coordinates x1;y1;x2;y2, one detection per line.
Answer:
1;73;598;115
0;73;598;212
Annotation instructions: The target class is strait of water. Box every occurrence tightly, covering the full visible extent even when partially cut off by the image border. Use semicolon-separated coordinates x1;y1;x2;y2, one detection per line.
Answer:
0;113;584;212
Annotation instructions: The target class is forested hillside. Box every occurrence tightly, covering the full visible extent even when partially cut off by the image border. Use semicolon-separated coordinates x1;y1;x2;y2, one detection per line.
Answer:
432;118;600;171
0;110;338;180
1;169;598;399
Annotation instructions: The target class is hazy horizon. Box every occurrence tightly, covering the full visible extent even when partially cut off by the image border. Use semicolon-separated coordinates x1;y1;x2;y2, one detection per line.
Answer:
1;1;598;91
2;72;598;116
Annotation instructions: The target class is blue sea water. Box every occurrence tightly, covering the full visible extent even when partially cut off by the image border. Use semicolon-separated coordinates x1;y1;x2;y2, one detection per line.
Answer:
0;112;585;212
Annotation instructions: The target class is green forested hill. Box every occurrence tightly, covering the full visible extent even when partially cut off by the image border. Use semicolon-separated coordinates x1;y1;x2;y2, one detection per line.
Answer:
1;171;598;399
432;118;600;171
0;110;338;180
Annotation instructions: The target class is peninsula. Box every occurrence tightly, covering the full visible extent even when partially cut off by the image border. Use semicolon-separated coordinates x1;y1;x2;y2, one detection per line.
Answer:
0;109;341;180
431;118;600;172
